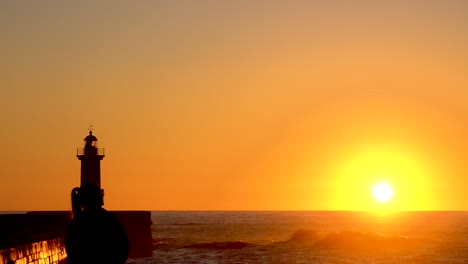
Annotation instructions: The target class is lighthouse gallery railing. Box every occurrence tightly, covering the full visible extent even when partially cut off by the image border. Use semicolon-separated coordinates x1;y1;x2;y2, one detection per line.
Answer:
76;148;105;156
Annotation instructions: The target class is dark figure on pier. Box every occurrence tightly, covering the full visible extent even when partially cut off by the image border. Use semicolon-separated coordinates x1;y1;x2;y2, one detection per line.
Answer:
65;184;129;264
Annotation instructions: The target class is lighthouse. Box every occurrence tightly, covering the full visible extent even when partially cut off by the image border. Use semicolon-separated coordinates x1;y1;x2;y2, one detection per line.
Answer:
73;128;153;258
77;129;105;187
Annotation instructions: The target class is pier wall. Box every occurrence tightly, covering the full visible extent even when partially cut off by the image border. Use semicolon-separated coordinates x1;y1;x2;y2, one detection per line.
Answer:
0;212;69;264
112;211;154;258
0;238;66;264
0;211;152;264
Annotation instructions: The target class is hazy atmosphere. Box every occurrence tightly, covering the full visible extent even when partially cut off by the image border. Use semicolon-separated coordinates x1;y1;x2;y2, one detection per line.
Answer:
1;0;467;211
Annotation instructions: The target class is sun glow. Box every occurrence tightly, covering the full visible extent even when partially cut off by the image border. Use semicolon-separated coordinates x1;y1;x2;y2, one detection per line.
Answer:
372;182;393;203
330;145;434;210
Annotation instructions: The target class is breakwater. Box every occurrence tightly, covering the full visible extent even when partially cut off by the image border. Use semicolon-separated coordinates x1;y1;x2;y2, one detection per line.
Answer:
0;212;69;264
0;211;152;264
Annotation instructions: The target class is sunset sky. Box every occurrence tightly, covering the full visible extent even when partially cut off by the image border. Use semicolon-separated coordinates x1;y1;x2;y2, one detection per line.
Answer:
1;1;467;211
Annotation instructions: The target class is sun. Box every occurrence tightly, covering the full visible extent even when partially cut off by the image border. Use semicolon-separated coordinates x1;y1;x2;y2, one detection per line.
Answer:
372;182;394;203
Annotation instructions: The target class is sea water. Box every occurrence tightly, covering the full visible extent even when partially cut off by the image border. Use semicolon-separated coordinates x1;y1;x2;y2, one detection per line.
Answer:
127;211;468;263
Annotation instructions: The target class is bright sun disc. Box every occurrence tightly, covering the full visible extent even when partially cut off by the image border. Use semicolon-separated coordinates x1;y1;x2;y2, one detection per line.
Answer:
372;183;393;203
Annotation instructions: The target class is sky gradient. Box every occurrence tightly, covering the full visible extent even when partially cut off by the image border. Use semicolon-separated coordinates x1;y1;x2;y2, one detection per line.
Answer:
1;1;467;210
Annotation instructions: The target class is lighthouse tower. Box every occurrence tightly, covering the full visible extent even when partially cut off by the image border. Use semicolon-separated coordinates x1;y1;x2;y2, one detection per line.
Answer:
77;129;105;187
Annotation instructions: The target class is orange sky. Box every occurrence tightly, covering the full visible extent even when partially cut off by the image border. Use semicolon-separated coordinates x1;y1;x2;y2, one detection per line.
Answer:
1;1;467;210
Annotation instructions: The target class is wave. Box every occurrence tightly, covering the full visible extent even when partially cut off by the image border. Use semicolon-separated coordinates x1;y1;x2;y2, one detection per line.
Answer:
153;238;179;250
183;241;253;250
289;229;429;249
153;230;430;253
289;229;320;243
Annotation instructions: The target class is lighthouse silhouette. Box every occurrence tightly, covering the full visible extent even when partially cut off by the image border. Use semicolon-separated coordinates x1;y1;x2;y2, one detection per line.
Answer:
73;128;153;258
76;129;105;187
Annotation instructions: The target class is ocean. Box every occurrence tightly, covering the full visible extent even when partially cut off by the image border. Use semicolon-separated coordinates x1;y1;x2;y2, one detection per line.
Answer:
127;211;468;264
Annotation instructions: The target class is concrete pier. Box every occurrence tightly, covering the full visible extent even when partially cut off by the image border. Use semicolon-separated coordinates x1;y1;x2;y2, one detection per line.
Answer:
0;211;153;263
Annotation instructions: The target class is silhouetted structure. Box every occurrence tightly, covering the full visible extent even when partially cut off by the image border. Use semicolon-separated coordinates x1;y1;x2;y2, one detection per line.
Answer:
69;131;129;263
77;130;105;188
72;129;153;259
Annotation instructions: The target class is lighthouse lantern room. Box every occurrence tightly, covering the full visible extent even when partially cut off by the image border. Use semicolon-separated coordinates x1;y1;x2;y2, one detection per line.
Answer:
77;129;105;188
